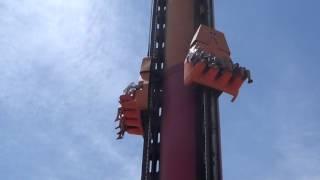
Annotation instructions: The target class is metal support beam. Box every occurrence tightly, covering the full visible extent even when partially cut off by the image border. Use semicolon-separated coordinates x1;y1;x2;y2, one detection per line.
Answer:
141;1;167;180
194;0;223;180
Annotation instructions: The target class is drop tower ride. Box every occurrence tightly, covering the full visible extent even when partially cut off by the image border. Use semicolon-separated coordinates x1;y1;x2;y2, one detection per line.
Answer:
115;1;252;180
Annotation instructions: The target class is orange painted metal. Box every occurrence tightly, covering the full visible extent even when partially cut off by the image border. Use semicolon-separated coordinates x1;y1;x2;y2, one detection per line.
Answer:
184;25;251;102
140;57;151;81
116;82;148;138
185;61;240;101
116;56;152;139
135;83;149;110
190;25;233;70
126;126;144;135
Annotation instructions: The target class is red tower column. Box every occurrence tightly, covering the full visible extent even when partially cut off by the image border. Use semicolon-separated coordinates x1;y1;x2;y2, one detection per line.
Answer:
160;0;199;180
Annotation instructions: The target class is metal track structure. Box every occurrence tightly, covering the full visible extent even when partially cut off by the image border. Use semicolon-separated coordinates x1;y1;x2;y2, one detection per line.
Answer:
194;0;223;180
141;0;167;180
141;1;223;180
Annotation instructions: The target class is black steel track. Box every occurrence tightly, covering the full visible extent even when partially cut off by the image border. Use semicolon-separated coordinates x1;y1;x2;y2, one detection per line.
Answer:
141;0;167;180
194;0;223;180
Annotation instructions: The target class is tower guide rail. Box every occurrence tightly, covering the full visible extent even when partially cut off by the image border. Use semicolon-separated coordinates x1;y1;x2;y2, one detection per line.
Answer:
141;0;167;180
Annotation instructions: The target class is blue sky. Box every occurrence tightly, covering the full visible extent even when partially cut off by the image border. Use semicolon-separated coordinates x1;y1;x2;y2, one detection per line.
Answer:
0;0;319;180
